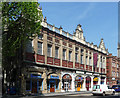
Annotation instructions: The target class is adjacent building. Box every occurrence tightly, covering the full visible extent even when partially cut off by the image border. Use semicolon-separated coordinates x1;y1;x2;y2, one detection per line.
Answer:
106;54;119;86
20;17;108;95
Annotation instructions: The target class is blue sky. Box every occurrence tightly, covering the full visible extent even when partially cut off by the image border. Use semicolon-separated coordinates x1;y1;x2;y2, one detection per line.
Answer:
39;2;118;56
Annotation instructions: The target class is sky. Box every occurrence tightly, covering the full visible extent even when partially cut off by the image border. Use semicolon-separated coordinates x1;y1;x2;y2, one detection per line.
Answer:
39;2;118;56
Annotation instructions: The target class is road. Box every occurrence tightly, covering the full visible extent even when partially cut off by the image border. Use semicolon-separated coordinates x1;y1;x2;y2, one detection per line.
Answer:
2;92;120;98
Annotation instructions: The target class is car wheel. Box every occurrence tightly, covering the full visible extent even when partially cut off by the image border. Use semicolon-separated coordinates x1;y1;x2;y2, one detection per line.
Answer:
103;92;106;96
112;91;115;95
93;94;96;96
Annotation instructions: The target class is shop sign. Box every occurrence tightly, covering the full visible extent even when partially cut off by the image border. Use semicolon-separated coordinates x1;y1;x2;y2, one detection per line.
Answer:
31;74;41;78
50;75;59;79
93;77;98;81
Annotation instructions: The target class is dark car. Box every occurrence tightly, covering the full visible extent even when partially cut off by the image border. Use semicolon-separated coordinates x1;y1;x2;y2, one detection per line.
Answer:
112;85;120;92
7;86;16;95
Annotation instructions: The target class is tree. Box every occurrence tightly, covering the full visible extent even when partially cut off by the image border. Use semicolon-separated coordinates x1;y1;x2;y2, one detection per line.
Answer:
2;2;43;95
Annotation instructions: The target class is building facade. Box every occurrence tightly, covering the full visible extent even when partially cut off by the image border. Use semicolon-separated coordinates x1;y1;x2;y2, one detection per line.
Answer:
20;17;108;94
106;54;119;86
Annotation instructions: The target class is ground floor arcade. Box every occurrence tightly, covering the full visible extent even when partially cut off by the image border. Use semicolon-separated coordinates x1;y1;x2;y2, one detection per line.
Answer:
20;64;106;95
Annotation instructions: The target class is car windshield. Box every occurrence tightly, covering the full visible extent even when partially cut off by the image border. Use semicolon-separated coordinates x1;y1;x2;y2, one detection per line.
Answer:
93;85;100;89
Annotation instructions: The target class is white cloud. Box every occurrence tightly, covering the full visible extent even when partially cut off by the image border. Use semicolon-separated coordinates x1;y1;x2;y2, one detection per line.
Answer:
77;3;96;20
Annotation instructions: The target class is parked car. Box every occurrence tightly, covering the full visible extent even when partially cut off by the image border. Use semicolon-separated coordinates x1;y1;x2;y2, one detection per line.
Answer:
7;86;16;95
112;85;120;92
92;84;115;96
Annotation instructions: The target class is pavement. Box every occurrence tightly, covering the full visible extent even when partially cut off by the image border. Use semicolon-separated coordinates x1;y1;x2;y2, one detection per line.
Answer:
1;91;92;98
1;91;120;98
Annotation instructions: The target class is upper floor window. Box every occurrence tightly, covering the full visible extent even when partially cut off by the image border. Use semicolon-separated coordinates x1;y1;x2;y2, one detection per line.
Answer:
47;44;52;57
89;57;92;65
81;55;84;64
81;49;84;54
38;34;43;40
86;56;88;65
63;49;66;60
26;39;34;53
55;47;59;58
117;64;119;68
69;51;72;61
38;42;43;55
75;47;79;52
75;53;78;62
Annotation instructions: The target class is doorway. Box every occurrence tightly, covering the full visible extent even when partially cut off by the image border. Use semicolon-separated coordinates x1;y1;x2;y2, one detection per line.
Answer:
32;80;37;93
64;82;69;91
77;82;81;91
50;82;55;92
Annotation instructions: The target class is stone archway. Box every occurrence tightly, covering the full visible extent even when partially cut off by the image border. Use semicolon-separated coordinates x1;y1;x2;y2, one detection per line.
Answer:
75;76;84;91
62;74;72;92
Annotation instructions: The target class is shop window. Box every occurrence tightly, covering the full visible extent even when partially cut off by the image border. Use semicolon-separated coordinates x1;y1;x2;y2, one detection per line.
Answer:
47;80;49;90
26;80;31;91
38;80;42;91
56;80;59;89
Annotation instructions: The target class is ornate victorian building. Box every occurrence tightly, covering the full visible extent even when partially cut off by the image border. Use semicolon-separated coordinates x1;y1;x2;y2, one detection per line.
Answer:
20;17;108;94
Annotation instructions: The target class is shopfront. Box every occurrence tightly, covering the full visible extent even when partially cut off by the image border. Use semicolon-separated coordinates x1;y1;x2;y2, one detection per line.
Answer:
48;74;59;93
26;73;43;93
86;76;91;91
62;74;72;92
93;76;98;85
75;76;84;91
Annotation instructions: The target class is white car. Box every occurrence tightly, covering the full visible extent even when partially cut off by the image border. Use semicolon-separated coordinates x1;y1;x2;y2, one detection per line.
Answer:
92;84;115;96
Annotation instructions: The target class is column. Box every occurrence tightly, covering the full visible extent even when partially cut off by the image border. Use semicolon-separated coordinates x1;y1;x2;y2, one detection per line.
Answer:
90;76;94;91
98;76;100;84
82;75;86;91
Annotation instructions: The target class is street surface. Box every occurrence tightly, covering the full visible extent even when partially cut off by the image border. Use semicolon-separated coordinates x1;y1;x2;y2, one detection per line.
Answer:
2;92;120;98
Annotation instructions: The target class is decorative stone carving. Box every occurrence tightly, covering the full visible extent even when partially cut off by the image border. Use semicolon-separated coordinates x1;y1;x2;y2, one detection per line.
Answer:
99;38;105;50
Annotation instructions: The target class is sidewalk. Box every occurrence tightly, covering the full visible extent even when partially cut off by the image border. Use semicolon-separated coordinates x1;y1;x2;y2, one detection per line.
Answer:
2;91;92;98
40;91;92;96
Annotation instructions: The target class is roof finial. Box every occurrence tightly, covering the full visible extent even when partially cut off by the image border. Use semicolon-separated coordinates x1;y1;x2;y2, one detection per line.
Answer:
44;16;47;22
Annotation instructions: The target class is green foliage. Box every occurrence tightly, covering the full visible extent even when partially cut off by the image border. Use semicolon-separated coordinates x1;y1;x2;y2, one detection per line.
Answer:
2;2;43;58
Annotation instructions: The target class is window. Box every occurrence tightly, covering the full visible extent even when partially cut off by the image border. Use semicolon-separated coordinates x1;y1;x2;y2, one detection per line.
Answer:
26;40;34;53
69;51;72;61
89;57;91;65
117;72;119;77
86;56;88;65
75;53;78;62
38;42;43;55
38;34;43;39
47;44;52;57
26;80;31;90
81;49;84;54
75;47;79;52
63;49;66;60
56;80;59;89
55;47;59;58
117;64;119;68
81;55;83;64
